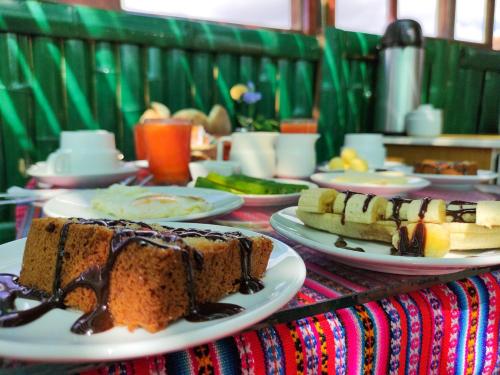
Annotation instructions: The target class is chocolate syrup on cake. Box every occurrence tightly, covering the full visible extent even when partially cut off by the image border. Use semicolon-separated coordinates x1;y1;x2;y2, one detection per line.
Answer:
0;219;260;334
169;228;264;294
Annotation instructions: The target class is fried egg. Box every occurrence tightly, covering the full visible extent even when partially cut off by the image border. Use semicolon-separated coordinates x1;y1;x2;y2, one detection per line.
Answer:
91;184;210;220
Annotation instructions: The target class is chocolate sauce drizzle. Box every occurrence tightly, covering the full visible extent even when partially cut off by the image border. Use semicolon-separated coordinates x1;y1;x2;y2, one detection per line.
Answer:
388;197;412;228
0;219;261;334
446;200;477;223
418;197;432;220
335;236;364;252
362;194;375;213
393;198;432;257
394;223;426;257
340;191;376;225
340;191;356;225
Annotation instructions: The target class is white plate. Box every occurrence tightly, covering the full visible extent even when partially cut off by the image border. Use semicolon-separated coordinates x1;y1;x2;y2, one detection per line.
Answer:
411;170;498;185
189;179;318;207
317;161;413;174
310;172;430;196
271;207;500;275
0;222;305;362
28;162;139;188
43;187;244;222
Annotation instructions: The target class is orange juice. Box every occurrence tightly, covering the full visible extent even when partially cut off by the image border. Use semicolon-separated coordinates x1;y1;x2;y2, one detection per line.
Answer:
280;118;318;133
142;119;192;184
133;123;147;160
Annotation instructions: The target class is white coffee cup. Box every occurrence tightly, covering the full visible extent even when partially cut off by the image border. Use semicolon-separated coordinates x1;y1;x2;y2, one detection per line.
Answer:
189;160;241;181
46;130;122;175
276;134;319;178
216;132;278;178
343;133;386;169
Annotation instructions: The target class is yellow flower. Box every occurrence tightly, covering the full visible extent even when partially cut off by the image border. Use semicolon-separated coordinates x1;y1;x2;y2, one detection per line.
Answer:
230;84;248;101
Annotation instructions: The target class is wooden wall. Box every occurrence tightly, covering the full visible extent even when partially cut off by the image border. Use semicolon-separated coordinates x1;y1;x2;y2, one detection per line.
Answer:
0;1;320;241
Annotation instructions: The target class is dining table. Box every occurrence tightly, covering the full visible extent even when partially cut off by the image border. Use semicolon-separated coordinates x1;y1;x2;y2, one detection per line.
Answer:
1;172;500;375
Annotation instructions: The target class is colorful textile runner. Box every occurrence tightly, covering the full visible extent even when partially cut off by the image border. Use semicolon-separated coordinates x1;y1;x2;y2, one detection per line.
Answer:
1;186;499;374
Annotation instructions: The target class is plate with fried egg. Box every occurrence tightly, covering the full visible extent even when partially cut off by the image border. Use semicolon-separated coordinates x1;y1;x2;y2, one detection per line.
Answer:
43;184;244;222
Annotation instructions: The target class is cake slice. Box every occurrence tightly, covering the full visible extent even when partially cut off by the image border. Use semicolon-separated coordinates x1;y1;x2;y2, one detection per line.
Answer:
16;218;273;334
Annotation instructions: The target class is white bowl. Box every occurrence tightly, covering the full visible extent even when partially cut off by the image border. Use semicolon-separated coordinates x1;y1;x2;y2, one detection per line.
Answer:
189;160;241;181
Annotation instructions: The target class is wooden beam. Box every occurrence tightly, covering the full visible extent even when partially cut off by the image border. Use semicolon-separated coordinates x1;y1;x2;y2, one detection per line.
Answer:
485;0;495;48
329;0;336;26
388;0;397;22
437;0;455;39
302;0;319;35
48;0;121;10
291;0;303;31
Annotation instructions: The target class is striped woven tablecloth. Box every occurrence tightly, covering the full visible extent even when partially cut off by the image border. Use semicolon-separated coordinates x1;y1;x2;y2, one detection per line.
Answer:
2;186;500;374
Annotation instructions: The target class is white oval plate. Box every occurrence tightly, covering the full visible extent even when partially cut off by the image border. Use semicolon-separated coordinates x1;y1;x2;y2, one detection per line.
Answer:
43;187;244;223
189;179;318;207
317;161;413;174
411;169;498;185
310;172;430;196
0;222;305;362
28;162;139;188
271;206;500;275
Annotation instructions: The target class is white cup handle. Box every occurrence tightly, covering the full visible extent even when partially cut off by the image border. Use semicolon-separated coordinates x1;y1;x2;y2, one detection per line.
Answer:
47;150;71;174
216;136;232;161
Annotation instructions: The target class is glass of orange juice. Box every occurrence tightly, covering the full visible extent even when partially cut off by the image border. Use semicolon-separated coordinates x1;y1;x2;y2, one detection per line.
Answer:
280;118;318;133
133;123;147;160
142;119;192;185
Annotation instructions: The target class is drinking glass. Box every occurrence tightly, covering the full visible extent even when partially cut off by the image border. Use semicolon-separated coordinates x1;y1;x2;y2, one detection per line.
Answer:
280;118;318;133
133;123;147;160
142;119;192;184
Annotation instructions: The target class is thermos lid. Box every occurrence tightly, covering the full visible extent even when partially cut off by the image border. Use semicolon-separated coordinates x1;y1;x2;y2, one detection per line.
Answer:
381;19;424;48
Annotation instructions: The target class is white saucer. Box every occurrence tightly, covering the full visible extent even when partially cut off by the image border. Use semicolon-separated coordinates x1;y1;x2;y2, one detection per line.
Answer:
27;162;139;188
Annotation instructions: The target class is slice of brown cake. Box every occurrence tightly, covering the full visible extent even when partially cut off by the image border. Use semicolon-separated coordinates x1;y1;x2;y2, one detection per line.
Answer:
17;218;273;334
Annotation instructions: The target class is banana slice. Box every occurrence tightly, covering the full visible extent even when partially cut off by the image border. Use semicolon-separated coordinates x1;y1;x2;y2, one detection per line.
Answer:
297;209;395;243
407;199;446;223
333;192;387;224
392;223;450;257
298;188;338;213
445;222;500;250
476;201;500;227
446;202;476;223
344;194;387;224
384;198;411;221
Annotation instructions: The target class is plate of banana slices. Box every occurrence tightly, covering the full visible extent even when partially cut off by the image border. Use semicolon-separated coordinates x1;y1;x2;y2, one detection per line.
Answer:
270;188;500;275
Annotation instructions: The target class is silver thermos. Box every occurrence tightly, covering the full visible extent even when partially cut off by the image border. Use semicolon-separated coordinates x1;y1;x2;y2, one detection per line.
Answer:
374;19;424;134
